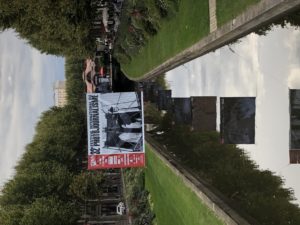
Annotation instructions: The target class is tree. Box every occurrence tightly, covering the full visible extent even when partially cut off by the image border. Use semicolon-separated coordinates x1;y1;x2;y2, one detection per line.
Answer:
255;9;300;35
20;197;77;225
0;0;94;57
64;57;86;106
1;162;73;206
155;74;168;90
0;103;87;224
144;102;162;124
0;204;25;225
69;171;103;201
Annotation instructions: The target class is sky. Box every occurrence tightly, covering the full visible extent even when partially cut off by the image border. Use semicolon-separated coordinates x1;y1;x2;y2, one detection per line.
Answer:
166;25;300;204
0;30;65;188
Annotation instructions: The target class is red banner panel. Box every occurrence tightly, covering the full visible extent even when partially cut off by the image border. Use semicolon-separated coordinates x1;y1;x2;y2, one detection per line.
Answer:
88;153;145;169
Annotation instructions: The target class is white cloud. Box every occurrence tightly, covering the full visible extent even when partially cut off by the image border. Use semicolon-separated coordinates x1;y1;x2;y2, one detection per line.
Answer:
0;30;65;188
288;67;300;88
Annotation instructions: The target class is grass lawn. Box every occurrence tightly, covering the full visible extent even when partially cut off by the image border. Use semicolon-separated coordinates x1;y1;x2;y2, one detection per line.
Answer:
122;0;210;79
145;145;224;225
216;0;261;26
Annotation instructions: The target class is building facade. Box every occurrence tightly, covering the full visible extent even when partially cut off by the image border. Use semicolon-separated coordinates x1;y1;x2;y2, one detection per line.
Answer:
54;80;67;107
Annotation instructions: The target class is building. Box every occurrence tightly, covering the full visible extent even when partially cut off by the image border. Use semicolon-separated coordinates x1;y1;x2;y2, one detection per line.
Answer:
53;80;67;107
191;97;216;132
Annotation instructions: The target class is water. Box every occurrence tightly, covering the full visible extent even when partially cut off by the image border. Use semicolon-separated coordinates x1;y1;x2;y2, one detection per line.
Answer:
166;25;300;204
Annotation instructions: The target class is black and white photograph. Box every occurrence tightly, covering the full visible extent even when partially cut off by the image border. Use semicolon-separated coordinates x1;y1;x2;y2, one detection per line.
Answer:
290;89;300;149
99;92;145;154
220;97;256;144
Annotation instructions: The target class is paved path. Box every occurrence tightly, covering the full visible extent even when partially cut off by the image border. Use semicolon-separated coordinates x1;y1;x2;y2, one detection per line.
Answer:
209;0;217;32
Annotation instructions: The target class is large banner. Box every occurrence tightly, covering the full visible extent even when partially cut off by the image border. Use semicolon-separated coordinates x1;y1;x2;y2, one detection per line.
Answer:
86;92;145;169
220;97;255;144
290;89;300;149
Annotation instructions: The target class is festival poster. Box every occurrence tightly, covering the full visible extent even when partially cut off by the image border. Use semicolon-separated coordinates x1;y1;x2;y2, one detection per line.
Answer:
86;92;145;169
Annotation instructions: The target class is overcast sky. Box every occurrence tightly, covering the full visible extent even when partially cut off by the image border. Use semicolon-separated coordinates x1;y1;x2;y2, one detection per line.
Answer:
167;25;300;204
0;30;64;188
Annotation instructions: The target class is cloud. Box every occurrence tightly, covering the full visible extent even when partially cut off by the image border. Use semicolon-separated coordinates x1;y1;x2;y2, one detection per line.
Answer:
166;65;190;97
288;67;300;88
168;32;260;98
0;30;64;188
286;28;300;89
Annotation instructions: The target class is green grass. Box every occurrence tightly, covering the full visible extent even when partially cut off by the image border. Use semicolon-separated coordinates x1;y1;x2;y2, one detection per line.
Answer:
145;145;224;225
216;0;260;26
122;0;210;79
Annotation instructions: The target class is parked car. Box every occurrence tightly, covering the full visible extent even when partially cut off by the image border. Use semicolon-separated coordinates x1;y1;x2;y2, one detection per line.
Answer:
93;75;111;93
82;59;96;93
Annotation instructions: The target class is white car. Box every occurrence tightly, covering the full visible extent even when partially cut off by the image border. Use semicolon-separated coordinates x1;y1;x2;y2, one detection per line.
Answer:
116;202;126;215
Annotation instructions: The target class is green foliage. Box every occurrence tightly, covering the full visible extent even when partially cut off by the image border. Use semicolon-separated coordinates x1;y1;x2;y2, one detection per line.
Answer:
23;106;86;167
154;74;168;90
283;9;300;28
154;0;178;19
21;197;77;225
151;124;300;225
0;0;94;57
144;102;162;124
1;162;73;206
0;204;25;225
0;105;87;223
113;0;180;65
255;9;300;36
124;168;155;225
69;171;103;201
65;57;86;107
